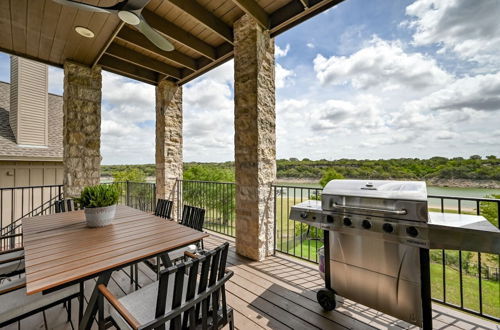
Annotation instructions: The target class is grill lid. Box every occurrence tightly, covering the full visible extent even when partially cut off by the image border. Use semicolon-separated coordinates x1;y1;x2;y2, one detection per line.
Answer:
323;179;427;201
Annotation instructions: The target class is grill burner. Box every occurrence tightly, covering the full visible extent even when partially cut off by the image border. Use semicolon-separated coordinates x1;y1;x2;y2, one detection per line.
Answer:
290;180;500;329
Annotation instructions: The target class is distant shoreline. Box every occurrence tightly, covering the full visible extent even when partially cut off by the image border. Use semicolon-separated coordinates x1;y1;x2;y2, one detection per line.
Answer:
102;175;500;189
276;177;500;189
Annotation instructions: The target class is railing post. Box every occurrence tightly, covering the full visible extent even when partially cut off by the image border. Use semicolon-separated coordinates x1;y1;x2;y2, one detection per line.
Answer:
176;179;181;222
126;181;130;207
273;184;277;256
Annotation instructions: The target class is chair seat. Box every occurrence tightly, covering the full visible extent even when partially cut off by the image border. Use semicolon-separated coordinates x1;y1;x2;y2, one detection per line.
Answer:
168;244;198;261
111;275;189;329
0;280;79;325
0;259;25;276
146;244;197;266
0;249;24;263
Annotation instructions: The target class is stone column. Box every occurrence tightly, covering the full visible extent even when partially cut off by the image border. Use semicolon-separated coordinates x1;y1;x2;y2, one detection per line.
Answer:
234;14;276;261
155;80;183;219
63;61;102;198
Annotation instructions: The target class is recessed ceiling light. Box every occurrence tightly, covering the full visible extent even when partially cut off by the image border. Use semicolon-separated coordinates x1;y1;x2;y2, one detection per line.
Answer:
75;26;94;38
118;11;140;25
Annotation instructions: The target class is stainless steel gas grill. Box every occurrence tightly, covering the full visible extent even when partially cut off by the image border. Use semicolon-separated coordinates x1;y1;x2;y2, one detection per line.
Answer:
289;180;500;329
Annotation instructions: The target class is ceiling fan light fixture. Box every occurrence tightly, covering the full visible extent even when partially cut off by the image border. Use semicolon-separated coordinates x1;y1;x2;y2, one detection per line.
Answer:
74;26;94;38
118;11;140;25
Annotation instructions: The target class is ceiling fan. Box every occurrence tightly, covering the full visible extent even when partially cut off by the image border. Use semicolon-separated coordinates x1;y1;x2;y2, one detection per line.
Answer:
53;0;174;51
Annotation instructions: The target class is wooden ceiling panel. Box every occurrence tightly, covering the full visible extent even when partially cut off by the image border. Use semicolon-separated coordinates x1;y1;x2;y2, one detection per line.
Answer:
0;1;12;51
113;38;185;70
26;0;45;57
0;0;343;85
49;6;80;63
10;0;28;55
38;0;63;64
260;0;291;13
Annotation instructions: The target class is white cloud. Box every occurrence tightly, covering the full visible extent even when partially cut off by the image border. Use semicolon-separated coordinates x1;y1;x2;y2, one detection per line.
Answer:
275;44;290;58
183;64;235;162
306;43;315;49
276;63;294;89
100;72;156;164
406;0;500;66
313;37;451;91
310;95;386;133
403;72;500;112
48;66;63;95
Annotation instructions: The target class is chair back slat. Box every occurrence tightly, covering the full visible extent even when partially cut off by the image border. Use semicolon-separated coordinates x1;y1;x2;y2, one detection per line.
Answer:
156;269;171;329
182;257;200;329
171;265;186;329
181;205;205;232
148;243;231;330
54;199;81;213
155;199;173;219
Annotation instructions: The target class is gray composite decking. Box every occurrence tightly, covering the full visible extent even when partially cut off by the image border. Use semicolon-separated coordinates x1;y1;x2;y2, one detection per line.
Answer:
2;232;498;330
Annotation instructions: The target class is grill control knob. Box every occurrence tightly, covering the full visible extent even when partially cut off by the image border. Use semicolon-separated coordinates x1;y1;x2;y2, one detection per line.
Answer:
406;226;419;237
300;212;308;219
361;220;372;230
343;217;352;226
382;223;394;233
326;215;334;223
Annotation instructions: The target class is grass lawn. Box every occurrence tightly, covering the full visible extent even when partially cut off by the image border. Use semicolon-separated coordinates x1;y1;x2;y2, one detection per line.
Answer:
430;263;499;317
280;239;323;262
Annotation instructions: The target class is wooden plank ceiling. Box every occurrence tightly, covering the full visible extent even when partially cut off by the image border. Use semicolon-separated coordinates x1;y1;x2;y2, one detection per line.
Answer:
0;0;344;85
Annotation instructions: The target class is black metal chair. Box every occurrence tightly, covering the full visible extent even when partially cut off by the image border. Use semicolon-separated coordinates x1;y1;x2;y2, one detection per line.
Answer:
54;199;82;213
141;205;206;284
0;234;25;278
0;273;79;328
180;205;206;232
155;199;174;219
99;243;234;330
0;239;79;327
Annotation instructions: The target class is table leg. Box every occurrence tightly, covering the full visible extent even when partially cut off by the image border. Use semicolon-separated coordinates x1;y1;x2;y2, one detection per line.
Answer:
79;271;112;330
160;253;172;268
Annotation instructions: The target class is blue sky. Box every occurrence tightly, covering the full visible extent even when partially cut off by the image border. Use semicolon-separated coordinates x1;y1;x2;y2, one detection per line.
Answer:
1;0;499;164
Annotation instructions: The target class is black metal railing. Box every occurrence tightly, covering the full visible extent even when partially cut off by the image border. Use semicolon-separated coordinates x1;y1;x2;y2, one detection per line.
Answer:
0;184;63;250
0;180;498;322
108;181;156;213
427;194;499;322
176;180;236;237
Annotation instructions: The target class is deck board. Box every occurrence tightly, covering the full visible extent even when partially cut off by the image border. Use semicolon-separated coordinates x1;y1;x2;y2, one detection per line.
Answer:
2;232;498;330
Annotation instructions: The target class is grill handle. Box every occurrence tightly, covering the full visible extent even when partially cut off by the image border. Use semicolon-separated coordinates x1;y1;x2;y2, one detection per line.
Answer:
332;203;407;215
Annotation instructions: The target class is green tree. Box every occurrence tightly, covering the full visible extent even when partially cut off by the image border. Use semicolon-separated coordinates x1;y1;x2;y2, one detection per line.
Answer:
319;168;344;187
183;165;235;227
480;194;500;267
112;168;146;183
480;194;500;228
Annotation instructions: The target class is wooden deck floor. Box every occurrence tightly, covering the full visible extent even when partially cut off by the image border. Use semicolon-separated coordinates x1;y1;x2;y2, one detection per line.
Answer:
3;232;498;330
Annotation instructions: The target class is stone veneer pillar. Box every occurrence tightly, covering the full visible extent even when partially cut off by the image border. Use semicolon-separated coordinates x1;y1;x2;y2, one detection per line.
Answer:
155;80;183;219
63;61;102;198
234;14;276;261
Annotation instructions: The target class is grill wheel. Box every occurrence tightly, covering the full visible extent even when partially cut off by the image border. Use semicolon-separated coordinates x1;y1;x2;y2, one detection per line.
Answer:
317;288;337;311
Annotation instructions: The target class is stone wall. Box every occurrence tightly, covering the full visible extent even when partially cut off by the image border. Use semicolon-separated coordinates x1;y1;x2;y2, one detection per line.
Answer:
155;80;183;219
234;14;276;261
63;61;101;198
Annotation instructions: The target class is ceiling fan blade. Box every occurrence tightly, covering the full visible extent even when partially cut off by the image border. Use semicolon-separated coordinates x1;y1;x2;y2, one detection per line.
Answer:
135;17;175;51
52;0;119;14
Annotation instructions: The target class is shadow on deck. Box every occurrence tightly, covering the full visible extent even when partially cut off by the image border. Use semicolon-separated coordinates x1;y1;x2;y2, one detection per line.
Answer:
3;232;498;330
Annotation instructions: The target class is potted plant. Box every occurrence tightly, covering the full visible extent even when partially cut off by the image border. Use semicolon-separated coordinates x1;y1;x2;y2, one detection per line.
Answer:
75;184;120;227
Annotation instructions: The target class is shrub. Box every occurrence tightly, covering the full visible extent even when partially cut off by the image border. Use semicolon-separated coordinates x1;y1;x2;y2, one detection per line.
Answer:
75;184;120;208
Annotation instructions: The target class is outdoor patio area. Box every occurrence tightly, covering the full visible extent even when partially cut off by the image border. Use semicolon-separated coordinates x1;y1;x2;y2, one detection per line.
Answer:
2;232;497;330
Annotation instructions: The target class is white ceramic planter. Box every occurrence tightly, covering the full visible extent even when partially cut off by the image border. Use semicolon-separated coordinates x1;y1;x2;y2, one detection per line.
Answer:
84;204;116;227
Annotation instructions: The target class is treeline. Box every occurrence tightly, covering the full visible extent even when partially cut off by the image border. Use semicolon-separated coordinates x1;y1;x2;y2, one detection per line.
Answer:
101;155;500;181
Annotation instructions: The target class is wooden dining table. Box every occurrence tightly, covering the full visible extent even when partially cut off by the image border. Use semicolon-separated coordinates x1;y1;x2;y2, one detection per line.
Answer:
22;205;208;330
